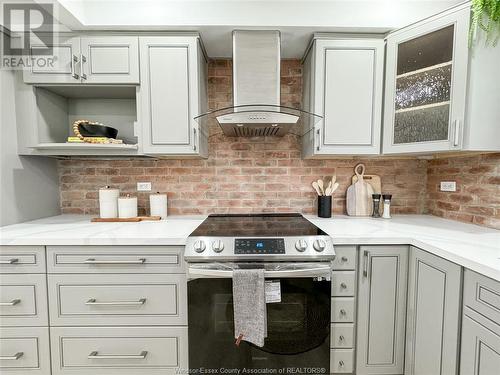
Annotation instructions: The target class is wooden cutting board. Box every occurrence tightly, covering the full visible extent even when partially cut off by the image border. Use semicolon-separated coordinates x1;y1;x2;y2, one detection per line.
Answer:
352;174;381;194
91;216;161;223
346;164;374;216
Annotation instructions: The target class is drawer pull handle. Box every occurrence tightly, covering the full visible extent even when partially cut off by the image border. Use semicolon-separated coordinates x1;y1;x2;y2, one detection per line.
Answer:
0;299;21;306
340;282;347;289
0;352;23;360
85;298;146;306
0;258;19;264
339;335;345;342
341;256;348;262
84;258;146;264
88;350;148;360
340;309;346;316
339;360;345;367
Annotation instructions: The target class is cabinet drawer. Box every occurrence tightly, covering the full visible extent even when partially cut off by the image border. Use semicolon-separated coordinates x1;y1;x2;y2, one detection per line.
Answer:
331;323;355;348
0;274;48;326
332;246;356;270
48;274;187;326
0;327;51;374
331;297;355;323
47;246;185;273
464;270;500;324
330;349;354;373
0;246;46;273
332;271;356;296
50;326;188;375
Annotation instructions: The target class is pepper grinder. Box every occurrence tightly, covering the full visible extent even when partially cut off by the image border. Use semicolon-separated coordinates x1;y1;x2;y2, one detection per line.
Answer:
371;194;381;218
382;194;392;219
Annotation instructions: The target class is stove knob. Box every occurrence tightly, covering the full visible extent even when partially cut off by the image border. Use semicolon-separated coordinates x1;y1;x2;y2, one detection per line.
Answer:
193;240;206;253
313;239;326;252
295;239;308;252
212;240;224;253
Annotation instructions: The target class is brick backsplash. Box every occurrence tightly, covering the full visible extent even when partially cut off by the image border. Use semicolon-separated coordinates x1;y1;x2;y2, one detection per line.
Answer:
427;153;500;229
58;59;499;230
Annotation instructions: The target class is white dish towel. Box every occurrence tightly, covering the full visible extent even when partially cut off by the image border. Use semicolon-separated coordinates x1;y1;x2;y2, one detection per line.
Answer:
232;268;267;347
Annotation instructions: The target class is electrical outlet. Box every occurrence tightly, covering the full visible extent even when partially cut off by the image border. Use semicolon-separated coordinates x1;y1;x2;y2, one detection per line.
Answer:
137;182;152;191
440;181;456;192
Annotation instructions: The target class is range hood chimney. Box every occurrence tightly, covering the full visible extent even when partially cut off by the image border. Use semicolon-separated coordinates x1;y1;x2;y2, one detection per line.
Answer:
194;30;321;137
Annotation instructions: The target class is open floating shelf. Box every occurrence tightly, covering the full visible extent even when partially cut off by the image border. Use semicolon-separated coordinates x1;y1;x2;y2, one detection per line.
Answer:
32;143;139;151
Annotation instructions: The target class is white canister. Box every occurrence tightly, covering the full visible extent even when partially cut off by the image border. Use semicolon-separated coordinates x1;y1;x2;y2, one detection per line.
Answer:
118;195;138;218
150;193;168;219
99;186;119;218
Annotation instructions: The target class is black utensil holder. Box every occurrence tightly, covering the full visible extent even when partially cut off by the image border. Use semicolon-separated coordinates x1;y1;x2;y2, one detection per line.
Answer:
317;196;332;218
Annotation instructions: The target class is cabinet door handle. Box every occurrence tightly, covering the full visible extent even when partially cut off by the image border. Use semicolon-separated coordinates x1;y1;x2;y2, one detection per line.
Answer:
0;352;23;360
193;128;197;151
71;54;79;79
315;128;320;151
0;258;19;264
341;256;348;262
0;299;21;306
85;298;146;306
338;360;345;367
453;119;460;146
339;335;345;342
340;282;347;289
363;250;369;277
88;350;148;360
80;54;87;80
84;258;146;264
339;309;346;316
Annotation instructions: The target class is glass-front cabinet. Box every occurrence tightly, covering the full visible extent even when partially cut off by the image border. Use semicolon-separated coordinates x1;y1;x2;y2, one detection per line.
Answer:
383;4;470;154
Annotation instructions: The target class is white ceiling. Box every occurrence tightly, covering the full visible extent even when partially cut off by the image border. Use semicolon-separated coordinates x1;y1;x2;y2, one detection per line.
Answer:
56;0;465;58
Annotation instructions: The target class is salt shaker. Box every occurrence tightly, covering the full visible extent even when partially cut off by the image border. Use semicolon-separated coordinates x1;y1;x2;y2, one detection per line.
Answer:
382;194;392;219
371;194;381;218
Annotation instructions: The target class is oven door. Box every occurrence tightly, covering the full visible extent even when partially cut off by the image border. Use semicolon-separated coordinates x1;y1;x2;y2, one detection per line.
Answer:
187;262;331;372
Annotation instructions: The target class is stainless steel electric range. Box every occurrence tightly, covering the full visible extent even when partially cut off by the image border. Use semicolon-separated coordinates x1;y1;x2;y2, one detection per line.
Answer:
185;213;335;373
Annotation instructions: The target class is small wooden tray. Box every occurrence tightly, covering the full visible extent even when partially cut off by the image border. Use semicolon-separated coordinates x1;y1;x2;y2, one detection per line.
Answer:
91;216;161;223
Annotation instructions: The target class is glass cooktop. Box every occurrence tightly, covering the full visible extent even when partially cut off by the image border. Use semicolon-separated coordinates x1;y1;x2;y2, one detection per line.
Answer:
189;213;325;237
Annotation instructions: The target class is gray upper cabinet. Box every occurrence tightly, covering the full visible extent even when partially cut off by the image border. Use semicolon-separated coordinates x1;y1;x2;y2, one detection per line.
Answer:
139;36;208;156
356;245;408;375
302;36;384;156
383;2;500;154
405;247;462;375
23;35;139;85
23;35;81;84
383;4;469;154
79;36;139;84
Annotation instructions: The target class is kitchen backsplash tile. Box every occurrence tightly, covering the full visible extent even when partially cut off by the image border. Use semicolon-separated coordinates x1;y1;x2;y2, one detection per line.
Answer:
427;153;500;229
58;59;499;229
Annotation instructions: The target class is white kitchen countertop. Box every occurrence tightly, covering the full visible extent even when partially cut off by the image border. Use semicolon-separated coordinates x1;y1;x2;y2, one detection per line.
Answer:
1;214;499;281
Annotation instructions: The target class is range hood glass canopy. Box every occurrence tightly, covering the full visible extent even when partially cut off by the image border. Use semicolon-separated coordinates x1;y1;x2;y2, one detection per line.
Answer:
194;104;322;137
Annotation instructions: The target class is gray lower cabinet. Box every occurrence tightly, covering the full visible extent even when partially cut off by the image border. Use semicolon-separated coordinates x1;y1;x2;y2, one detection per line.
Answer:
50;326;188;375
356;245;408;375
460;270;500;375
460;314;500;375
0;327;51;375
405;247;462;375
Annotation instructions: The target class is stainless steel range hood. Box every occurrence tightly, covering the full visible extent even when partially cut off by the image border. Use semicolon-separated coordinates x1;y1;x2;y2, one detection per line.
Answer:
195;30;321;137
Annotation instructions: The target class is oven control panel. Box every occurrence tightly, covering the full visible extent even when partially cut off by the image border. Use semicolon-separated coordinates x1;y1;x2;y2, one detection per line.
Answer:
235;238;285;254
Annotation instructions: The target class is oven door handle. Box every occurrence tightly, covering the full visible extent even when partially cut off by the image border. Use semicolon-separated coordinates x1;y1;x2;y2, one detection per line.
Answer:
188;264;332;279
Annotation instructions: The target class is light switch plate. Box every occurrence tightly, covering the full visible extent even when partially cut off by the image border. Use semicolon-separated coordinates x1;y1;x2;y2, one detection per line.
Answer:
137;182;152;191
440;181;456;192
